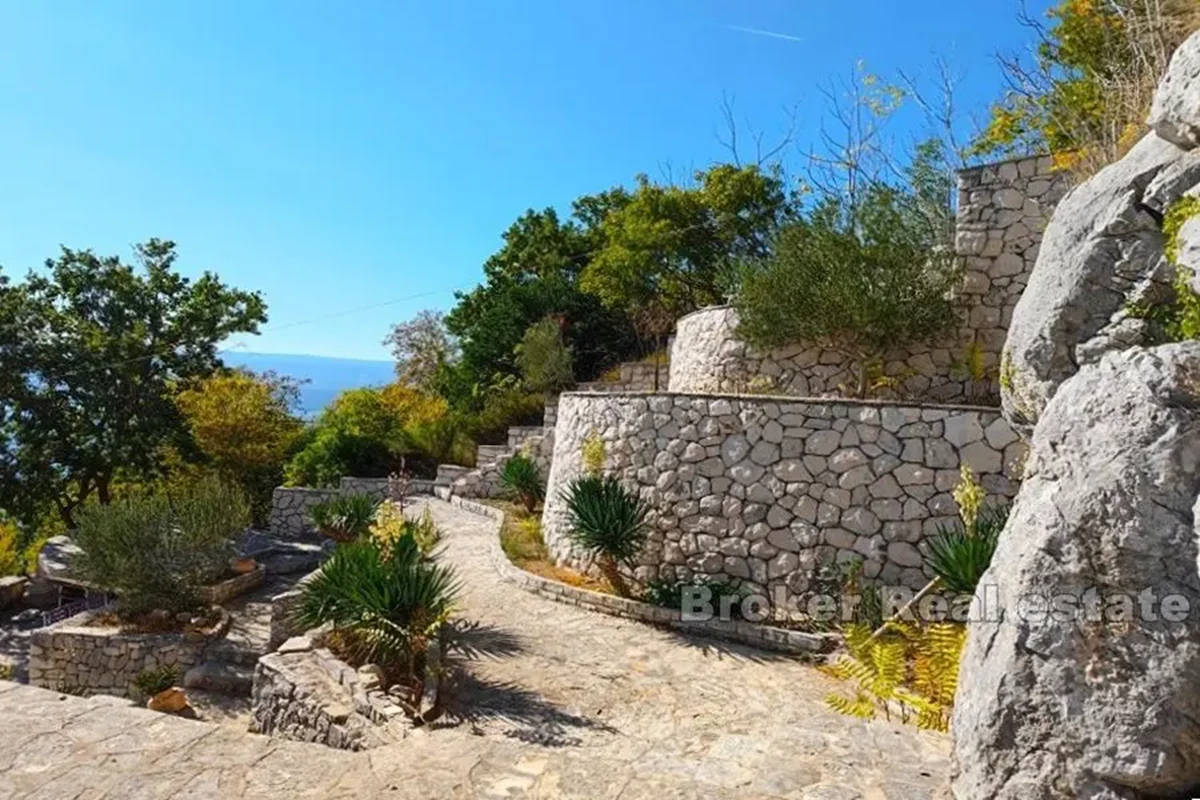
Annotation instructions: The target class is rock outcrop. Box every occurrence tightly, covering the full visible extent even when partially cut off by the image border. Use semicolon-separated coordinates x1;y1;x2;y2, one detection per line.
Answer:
952;344;1200;799
1001;30;1200;435
954;29;1200;800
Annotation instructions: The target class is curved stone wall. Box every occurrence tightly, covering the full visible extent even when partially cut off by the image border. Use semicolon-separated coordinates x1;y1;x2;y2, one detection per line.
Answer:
669;155;1068;404
542;391;1023;596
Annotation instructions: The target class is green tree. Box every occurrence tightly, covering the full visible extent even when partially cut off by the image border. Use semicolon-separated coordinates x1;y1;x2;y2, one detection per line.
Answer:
515;316;574;392
441;203;637;408
0;240;266;527
972;0;1199;174
736;184;957;396
383;310;459;392
285;387;410;487
175;369;304;525
581;163;789;343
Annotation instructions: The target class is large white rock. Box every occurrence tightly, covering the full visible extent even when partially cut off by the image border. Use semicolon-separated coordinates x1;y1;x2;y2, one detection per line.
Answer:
951;343;1200;799
1149;30;1200;151
1002;133;1188;434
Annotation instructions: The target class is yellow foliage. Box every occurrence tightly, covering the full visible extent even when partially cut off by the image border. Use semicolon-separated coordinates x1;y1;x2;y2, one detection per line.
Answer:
176;370;302;476
822;622;966;732
581;431;606;476
952;466;987;533
370;503;439;559
379;383;449;428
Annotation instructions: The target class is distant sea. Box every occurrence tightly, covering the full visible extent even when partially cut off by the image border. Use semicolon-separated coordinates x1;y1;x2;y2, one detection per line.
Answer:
220;351;396;417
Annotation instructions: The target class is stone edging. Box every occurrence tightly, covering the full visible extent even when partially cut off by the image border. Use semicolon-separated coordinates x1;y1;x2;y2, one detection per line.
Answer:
560;388;1005;415
441;495;837;656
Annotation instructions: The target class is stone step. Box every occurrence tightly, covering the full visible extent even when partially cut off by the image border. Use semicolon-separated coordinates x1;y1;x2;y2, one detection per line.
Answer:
506;426;545;447
475;444;511;463
435;464;469;486
183;661;255;697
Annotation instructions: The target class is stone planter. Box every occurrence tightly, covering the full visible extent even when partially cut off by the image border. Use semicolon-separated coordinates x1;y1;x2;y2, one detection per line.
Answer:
198;564;266;606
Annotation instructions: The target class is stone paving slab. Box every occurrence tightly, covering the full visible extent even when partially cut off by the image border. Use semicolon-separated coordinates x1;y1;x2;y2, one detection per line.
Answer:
0;497;950;799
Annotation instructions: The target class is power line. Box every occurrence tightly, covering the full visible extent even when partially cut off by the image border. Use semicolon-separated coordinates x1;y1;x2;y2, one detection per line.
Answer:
19;209;757;382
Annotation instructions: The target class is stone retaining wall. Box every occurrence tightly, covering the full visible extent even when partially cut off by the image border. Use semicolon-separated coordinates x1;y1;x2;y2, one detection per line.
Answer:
668;155;1068;405
269;480;435;537
250;637;409;750
29;612;210;697
542;392;1023;595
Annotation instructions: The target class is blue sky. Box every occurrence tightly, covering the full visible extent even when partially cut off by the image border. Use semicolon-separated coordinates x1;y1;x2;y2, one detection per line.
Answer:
0;0;1051;360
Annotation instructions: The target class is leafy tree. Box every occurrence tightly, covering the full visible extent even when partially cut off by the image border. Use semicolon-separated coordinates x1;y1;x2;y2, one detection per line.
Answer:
441;204;637;407
175;369;304;525
383;310;459;392
735;184;957;396
515;316;574;392
581;164;790;342
0;240;266;527
972;0;1199;174
285;387;410;487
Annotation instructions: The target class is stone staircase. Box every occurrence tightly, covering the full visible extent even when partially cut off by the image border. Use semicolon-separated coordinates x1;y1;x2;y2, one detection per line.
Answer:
434;401;558;501
184;601;271;697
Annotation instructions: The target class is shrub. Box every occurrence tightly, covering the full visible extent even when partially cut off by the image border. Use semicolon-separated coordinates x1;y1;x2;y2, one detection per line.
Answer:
580;432;606;476
309;493;378;543
293;536;458;710
500;454;544;513
823;621;965;731
643;578;746;616
925;504;1010;595
132;666;180;699
500;514;547;563
562;475;649;596
735;186;957;396
515;316;575;392
371;502;440;558
71;478;248;617
464;387;546;445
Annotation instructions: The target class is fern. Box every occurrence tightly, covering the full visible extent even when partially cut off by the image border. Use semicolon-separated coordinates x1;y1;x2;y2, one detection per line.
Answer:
823;621;965;732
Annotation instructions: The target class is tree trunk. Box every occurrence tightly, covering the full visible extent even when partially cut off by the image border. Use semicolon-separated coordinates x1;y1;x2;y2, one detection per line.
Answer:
855;360;869;398
599;555;630;597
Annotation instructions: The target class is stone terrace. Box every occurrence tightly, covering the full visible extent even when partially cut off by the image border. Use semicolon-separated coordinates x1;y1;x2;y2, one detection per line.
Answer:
0;496;950;799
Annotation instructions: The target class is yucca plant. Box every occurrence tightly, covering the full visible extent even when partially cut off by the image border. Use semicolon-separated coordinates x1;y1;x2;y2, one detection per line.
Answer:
293;535;458;712
822;621;966;732
309;493;377;543
500;453;544;513
924;503;1010;594
562;475;649;597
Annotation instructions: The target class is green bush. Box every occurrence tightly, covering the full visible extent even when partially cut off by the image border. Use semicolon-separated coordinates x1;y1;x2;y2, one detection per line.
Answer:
500;454;544;513
924;504;1010;594
405;416;476;467
309;493;378;543
562;475;649;597
71;478;248;617
464;388;546;445
643;578;746;616
515;316;575;392
735;186;957;396
133;666;180;699
293;536;458;709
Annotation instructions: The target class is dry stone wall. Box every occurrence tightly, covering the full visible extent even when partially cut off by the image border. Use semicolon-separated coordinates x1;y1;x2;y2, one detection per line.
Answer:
669;155;1068;405
542;391;1023;596
29;613;208;697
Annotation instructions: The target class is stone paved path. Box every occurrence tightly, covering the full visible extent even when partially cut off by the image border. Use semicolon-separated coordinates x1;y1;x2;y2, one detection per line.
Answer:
0;497;950;799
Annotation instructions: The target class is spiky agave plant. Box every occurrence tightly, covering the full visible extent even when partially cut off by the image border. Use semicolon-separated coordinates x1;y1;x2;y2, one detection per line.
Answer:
500;453;544;514
562;475;648;596
293;535;458;710
309;493;378;543
924;503;1010;594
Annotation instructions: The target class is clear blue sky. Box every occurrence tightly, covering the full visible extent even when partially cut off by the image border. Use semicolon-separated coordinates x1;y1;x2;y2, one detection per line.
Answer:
0;0;1051;361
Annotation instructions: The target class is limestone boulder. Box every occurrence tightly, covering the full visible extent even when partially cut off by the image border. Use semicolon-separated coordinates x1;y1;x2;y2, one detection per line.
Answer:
1000;133;1183;434
1148;30;1200;151
951;343;1200;799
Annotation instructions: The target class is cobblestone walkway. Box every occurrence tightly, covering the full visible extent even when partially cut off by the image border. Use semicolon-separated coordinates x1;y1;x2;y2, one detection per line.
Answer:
0;497;949;799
